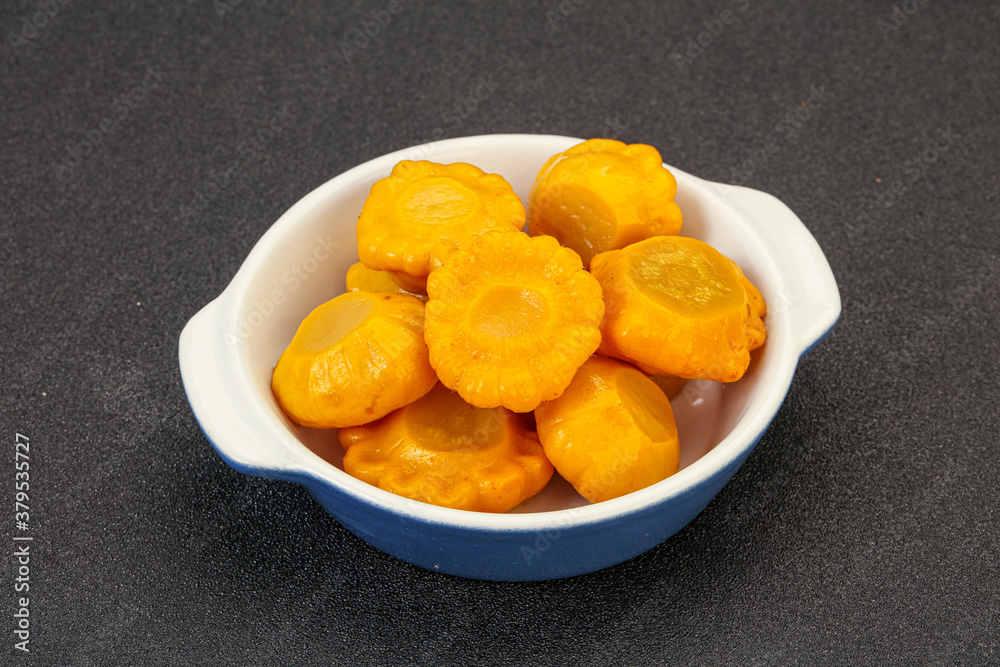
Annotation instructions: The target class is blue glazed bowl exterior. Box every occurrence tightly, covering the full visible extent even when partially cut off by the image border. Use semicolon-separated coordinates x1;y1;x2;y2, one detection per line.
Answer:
297;445;756;581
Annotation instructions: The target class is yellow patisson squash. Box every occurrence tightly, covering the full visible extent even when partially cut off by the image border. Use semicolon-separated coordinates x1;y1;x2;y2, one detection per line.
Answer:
534;356;680;503
271;291;437;428
592;235;766;382
356;160;525;292
424;231;604;413
339;382;553;512
528;138;683;266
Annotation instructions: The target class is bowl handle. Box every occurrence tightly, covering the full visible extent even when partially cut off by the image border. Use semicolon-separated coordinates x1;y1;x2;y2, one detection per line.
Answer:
179;301;305;479
720;184;841;356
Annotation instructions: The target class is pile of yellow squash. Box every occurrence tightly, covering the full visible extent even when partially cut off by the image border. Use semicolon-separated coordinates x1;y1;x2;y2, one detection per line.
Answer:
271;139;766;512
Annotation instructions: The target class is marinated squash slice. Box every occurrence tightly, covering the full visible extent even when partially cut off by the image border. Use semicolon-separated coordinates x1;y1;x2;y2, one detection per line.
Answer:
592;236;766;382
425;231;604;413
356;160;526;291
528;138;683;266
271;291;437;429
534;356;680;503
338;383;554;512
345;261;421;297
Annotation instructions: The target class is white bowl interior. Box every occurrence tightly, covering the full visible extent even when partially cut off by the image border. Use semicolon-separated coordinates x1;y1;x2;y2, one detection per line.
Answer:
228;136;791;514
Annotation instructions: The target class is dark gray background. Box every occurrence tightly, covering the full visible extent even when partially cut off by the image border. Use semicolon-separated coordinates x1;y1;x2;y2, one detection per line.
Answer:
2;0;998;664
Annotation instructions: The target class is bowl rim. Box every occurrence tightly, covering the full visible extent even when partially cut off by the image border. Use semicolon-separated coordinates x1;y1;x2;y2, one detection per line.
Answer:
183;133;838;533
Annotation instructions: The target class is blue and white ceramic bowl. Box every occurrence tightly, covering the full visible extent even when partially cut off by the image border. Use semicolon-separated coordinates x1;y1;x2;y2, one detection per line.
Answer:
179;134;840;581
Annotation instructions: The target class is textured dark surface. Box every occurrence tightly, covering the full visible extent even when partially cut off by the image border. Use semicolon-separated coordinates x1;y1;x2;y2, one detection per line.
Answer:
2;0;998;664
